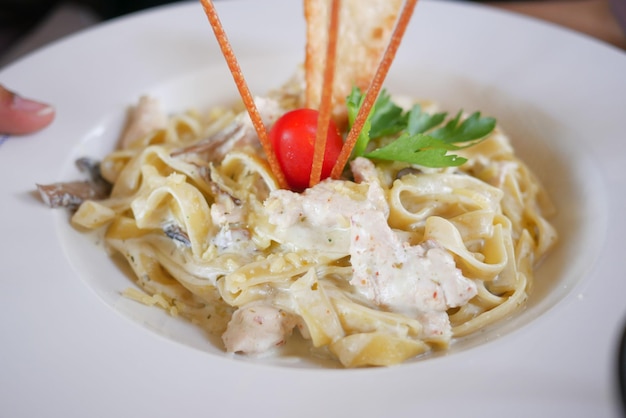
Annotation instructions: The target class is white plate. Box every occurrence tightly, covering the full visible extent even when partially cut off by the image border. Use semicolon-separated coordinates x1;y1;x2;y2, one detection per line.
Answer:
1;0;625;416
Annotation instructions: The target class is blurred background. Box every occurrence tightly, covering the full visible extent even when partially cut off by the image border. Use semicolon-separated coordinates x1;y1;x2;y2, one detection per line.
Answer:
0;0;624;69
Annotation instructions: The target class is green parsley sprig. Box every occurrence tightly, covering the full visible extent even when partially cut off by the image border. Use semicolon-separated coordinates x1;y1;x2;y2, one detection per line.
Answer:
346;87;496;168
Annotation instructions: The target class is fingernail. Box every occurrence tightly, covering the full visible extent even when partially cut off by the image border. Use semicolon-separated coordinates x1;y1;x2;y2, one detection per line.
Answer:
12;94;55;116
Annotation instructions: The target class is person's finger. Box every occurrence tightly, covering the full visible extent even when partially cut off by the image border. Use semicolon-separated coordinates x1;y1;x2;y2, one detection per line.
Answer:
0;84;55;135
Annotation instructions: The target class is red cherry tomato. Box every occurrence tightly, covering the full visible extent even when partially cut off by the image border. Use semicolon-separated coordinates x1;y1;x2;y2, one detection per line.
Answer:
269;108;343;191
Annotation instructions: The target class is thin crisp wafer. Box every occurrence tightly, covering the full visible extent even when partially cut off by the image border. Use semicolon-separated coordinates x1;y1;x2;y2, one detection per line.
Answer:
304;0;404;125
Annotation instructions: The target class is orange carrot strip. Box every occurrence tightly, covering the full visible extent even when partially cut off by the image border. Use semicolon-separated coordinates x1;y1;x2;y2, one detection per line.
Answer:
199;0;288;189
309;0;341;188
330;0;419;179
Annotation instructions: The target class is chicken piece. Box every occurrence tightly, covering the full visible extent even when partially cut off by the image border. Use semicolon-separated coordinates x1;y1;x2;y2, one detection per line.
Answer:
304;0;404;124
118;96;167;149
349;209;477;338
222;302;299;355
264;178;388;254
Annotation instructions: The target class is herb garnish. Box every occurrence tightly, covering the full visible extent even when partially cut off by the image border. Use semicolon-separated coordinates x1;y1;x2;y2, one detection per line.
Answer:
346;87;496;167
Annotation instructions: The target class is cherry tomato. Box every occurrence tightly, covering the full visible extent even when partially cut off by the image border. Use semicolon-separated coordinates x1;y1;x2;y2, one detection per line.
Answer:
269;108;343;191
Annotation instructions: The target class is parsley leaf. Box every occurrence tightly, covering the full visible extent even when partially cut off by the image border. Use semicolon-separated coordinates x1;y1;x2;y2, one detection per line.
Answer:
430;110;496;144
367;90;408;138
347;87;408;157
365;132;467;167
346;87;372;158
406;104;447;135
346;88;496;168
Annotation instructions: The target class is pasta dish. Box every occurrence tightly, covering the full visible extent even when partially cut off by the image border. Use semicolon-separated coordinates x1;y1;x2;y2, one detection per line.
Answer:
36;0;557;368
38;73;557;367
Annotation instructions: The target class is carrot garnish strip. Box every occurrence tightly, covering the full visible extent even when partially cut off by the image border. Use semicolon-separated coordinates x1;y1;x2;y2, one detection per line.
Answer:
309;0;341;188
199;0;288;189
330;0;419;179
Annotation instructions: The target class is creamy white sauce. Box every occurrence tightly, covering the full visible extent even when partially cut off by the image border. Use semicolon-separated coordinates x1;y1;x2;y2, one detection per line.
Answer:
262;158;388;253
260;157;477;341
